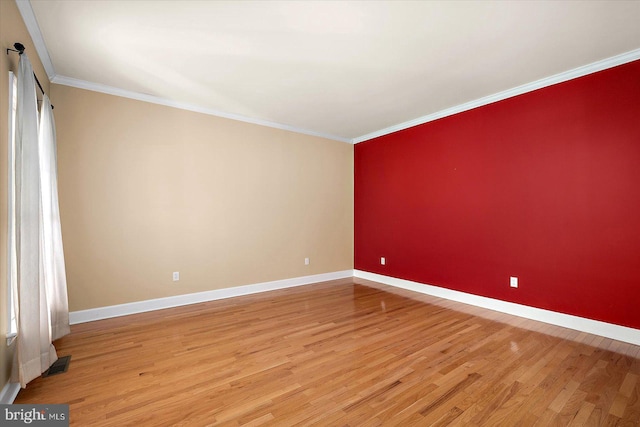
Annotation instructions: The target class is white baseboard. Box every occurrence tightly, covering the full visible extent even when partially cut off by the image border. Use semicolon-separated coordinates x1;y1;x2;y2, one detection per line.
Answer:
69;269;640;346
69;270;354;324
354;270;640;346
0;382;20;404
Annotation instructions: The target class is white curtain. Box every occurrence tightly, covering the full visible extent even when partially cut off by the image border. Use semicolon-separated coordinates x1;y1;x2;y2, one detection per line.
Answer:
39;94;70;341
11;54;69;387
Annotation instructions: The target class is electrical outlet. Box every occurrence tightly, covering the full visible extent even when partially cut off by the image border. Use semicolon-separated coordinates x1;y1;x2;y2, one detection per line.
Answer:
305;257;310;265
173;272;180;282
381;257;386;265
510;276;518;288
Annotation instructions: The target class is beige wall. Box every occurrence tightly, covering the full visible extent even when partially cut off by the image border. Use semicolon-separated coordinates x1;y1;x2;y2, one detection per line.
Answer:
1;0;52;392
51;85;353;312
1;0;353;392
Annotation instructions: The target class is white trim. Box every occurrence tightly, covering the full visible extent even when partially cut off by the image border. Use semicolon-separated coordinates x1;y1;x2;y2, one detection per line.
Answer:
0;382;20;404
69;270;353;324
354;270;640;346
15;0;350;144
70;268;640;347
51;75;352;144
352;48;640;144
14;0;56;80
14;0;640;146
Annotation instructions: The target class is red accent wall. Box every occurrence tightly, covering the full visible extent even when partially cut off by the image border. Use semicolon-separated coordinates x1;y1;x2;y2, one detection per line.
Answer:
354;60;640;329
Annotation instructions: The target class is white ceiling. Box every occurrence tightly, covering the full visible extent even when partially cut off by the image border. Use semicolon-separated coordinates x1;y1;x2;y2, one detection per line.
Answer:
22;0;640;142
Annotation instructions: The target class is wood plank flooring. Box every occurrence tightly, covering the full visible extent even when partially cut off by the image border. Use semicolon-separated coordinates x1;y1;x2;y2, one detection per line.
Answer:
15;277;640;426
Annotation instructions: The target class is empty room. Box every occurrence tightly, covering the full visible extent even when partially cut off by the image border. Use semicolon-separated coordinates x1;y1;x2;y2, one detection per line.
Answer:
2;0;640;425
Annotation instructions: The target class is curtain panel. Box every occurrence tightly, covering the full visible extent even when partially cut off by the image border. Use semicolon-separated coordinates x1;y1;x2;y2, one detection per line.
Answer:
38;94;71;341
10;54;70;388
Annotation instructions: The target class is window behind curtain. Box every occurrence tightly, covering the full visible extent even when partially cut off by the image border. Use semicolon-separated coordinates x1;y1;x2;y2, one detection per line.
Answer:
7;71;18;340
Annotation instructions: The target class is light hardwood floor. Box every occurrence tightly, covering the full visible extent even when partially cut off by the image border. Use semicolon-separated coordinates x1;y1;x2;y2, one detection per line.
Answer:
15;278;640;426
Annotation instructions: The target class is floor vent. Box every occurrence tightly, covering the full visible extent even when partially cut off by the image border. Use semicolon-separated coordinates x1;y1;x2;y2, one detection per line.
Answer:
42;355;71;378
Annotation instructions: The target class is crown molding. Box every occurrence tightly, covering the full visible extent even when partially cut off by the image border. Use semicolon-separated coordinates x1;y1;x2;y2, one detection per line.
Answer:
51;75;352;143
352;48;640;144
15;0;56;80
16;0;640;145
17;0;350;143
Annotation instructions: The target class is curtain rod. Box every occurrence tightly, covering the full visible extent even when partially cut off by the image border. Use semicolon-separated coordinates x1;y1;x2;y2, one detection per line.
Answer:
6;42;54;109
